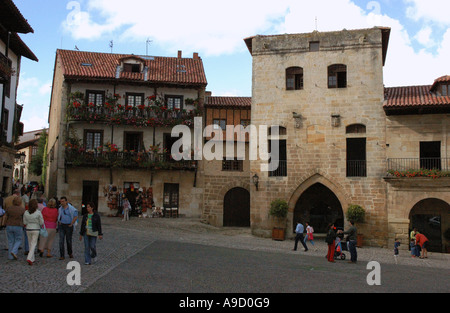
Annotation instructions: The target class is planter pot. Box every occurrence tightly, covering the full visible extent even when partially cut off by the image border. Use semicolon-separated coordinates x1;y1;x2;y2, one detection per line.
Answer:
357;234;363;247
272;227;285;241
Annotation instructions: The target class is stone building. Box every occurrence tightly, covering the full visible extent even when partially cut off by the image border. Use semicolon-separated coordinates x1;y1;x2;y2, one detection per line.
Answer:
0;0;37;195
243;27;450;252
46;49;207;217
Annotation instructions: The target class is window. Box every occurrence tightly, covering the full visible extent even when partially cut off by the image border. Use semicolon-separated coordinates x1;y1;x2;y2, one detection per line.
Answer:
420;141;441;170
441;84;449;96
328;64;347;88
346;138;366;177
2;109;8;134
126;93;144;107
286;67;303;90
268;126;287;136
84;130;103;150
346;124;366;134
165;95;183;110
123;63;140;73
240;119;250;127
309;41;320;52
86;90;105;106
268;139;287;177
163;183;179;208
222;158;243;171
124;132;143;152
213;119;226;131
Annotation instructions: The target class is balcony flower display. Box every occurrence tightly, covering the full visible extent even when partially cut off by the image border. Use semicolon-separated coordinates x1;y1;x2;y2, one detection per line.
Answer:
387;168;450;179
66;91;201;128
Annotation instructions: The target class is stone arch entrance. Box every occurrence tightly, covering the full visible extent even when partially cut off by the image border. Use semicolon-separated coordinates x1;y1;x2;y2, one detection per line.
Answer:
409;198;450;253
223;187;250;227
293;183;344;233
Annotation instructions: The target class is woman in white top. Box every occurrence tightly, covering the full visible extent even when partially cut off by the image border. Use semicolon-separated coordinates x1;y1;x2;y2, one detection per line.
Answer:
304;222;316;250
23;199;44;265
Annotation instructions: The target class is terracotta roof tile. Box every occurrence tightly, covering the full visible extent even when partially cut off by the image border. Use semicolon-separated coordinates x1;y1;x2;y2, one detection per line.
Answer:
384;84;450;114
57;49;207;86
205;96;251;107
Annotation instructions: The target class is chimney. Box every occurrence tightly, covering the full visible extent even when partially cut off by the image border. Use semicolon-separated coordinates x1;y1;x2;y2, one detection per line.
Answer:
193;52;199;60
178;50;182;58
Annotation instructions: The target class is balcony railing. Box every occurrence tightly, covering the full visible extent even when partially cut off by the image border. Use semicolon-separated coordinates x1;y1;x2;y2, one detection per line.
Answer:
66;106;199;127
65;150;197;171
346;160;367;177
387;158;450;178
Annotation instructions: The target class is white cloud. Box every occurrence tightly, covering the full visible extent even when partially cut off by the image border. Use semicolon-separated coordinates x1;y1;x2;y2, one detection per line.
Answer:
405;0;450;25
21;115;48;133
60;0;450;88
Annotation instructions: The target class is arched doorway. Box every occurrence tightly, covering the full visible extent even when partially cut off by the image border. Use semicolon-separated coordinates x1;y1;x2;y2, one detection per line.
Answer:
409;198;450;253
293;183;343;233
223;187;250;227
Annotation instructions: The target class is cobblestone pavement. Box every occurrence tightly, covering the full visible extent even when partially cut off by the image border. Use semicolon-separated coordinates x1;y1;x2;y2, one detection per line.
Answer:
1;216;449;292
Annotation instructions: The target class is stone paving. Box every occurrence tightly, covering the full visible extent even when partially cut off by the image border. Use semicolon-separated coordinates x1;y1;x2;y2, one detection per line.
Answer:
0;216;449;292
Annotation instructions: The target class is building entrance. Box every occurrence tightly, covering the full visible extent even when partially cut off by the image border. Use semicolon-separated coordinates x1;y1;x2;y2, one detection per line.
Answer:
223;187;250;227
409;198;450;253
293;183;343;233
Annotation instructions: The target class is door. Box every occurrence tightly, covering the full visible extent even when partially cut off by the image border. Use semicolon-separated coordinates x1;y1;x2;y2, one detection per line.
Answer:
346;138;366;177
163;183;179;208
82;181;99;215
420;141;441;170
223;187;250;227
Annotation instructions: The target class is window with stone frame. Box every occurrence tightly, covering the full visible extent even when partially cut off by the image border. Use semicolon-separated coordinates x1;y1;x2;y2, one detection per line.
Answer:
286;67;304;90
328;64;347;88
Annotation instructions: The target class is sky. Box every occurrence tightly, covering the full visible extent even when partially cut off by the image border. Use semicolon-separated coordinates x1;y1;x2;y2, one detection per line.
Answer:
12;0;450;132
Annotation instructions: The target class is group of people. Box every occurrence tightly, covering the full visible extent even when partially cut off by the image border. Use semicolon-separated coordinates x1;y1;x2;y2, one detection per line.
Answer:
0;189;103;266
409;228;429;259
293;220;359;263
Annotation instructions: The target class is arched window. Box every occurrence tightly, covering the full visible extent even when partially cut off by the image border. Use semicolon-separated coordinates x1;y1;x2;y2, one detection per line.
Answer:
328;64;347;88
346;124;366;134
286;67;303;90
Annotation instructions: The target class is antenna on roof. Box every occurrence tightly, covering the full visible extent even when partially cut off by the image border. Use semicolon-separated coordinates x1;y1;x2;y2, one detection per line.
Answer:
315;16;318;31
109;40;114;53
146;38;152;56
74;45;79;51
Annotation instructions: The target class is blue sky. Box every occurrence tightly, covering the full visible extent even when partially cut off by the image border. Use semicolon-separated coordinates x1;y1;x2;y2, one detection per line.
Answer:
13;0;450;132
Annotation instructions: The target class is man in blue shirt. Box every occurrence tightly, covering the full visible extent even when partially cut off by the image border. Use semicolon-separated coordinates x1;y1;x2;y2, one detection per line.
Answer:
292;221;308;252
57;196;78;260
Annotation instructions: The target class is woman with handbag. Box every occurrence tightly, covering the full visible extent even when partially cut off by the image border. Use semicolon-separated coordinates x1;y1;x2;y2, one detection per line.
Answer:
304;222;316;250
39;198;59;258
23;199;44;265
79;202;103;265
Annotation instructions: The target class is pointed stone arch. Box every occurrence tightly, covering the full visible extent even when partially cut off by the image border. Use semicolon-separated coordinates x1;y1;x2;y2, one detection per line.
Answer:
287;173;351;234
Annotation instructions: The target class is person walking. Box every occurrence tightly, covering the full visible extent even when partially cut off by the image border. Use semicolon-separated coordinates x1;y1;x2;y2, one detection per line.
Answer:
23;199;44;265
340;220;358;263
4;196;26;260
39;198;59;258
292;221;308;252
79;202;103;265
325;223;336;262
304;222;316;250
57;196;78;260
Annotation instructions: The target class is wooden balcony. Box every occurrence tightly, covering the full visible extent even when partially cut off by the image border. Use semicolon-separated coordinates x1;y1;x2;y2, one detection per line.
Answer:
66;105;200;128
65;150;197;171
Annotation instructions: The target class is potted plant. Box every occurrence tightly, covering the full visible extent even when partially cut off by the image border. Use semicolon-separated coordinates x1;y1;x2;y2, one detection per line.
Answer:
269;199;288;241
346;204;365;247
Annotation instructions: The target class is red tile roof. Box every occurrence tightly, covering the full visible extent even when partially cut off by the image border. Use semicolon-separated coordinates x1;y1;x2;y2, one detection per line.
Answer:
0;0;34;34
384;84;450;113
57;49;207;86
205;96;251;107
